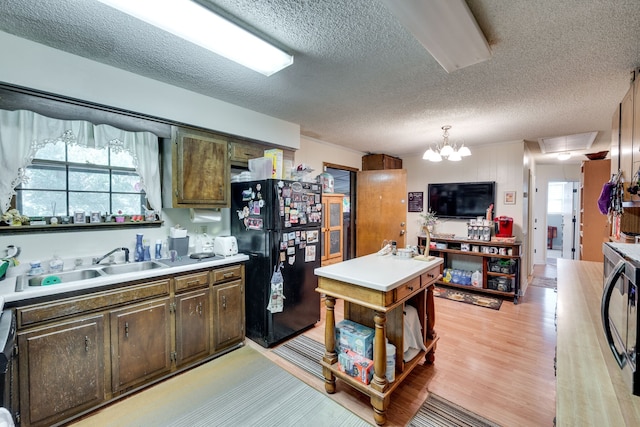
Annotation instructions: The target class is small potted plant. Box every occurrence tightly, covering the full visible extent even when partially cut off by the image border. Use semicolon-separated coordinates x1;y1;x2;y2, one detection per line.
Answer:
419;209;438;236
1;208;30;226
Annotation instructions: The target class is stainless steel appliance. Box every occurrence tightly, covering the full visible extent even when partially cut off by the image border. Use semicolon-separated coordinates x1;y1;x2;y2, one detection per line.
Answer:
230;179;322;348
602;242;639;395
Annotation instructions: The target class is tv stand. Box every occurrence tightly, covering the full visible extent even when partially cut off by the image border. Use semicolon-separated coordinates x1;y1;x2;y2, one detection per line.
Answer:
418;235;522;304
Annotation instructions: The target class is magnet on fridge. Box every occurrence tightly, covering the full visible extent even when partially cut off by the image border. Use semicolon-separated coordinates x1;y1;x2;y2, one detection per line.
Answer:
288;256;295;265
256;184;261;191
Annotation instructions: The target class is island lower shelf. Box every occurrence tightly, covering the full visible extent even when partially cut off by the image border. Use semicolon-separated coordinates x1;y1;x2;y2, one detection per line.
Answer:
320;337;438;398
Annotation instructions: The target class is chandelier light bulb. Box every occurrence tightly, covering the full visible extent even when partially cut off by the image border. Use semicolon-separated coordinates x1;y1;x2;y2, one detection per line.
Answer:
458;145;471;156
424;125;471;162
448;151;462;161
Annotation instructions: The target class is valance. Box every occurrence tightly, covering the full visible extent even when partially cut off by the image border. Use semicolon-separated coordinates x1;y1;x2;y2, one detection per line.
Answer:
0;109;161;214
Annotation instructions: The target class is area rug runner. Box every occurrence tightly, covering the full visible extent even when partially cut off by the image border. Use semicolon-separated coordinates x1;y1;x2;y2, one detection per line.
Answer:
434;286;502;310
530;276;557;289
408;393;502;427
273;335;501;427
70;345;369;427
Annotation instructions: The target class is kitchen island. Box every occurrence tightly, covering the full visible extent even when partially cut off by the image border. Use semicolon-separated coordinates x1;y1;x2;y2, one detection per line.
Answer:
314;253;442;425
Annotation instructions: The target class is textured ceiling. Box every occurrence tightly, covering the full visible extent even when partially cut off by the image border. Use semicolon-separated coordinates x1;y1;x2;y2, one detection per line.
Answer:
1;0;640;165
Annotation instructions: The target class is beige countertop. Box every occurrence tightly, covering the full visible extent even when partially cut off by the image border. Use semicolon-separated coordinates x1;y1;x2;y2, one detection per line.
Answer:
557;259;640;426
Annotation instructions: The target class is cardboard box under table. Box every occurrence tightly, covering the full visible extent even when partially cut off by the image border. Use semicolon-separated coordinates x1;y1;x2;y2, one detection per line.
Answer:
335;319;374;359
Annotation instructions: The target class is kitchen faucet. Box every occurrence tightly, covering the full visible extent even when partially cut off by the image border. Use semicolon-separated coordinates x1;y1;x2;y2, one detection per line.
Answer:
92;247;130;265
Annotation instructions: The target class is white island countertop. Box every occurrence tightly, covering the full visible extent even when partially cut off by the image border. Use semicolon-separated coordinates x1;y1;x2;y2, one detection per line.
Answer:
314;253;443;292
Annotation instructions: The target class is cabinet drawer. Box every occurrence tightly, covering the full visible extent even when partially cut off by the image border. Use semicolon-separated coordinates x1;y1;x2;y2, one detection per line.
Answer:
17;279;171;329
421;266;441;286
229;141;263;162
175;271;209;292
212;265;243;284
394;276;422;301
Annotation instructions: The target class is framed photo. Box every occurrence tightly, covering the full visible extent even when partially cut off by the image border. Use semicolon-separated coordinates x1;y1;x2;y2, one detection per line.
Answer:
74;211;86;224
504;191;516;205
90;211;101;223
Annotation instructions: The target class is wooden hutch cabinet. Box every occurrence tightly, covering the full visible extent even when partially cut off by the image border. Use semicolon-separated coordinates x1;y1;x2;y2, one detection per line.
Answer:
580;159;611;261
321;193;344;266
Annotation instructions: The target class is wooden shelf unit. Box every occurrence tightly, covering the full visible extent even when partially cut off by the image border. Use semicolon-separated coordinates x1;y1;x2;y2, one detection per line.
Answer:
419;236;522;304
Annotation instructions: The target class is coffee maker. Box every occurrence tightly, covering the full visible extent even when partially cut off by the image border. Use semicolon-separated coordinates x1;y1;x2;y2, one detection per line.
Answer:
494;216;514;237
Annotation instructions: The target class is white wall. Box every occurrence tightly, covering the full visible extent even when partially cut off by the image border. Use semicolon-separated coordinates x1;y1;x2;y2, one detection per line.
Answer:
294;136;364;174
532;163;582;264
0;31;300;149
403;141;526;244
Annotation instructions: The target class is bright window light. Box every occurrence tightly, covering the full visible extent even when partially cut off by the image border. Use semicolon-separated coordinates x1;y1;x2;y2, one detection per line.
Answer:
97;0;293;76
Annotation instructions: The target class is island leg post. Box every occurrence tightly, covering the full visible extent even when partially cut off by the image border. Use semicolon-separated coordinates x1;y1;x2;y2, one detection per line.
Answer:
323;296;337;394
370;310;389;425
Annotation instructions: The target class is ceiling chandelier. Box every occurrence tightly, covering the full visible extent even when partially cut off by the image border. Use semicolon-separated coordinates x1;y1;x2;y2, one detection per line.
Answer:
423;125;471;162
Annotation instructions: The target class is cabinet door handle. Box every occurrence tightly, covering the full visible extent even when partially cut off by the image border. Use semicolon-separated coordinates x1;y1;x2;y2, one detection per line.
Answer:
198;301;203;316
125;321;129;338
223;272;235;278
222;295;227;310
186;280;200;286
85;336;90;352
407;286;414;291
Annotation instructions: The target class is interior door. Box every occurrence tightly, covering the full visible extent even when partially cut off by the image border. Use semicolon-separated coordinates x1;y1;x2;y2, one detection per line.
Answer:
356;169;407;256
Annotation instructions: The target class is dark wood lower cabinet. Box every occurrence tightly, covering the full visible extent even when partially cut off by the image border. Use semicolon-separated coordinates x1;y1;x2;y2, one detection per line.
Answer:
110;298;172;393
13;263;245;427
17;314;107;427
213;279;244;351
175;288;210;367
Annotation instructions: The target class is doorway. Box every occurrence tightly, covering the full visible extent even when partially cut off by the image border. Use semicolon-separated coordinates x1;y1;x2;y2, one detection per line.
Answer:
546;181;580;263
325;164;357;261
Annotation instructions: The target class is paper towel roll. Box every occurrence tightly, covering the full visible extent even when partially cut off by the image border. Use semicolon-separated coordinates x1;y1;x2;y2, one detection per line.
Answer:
189;209;222;223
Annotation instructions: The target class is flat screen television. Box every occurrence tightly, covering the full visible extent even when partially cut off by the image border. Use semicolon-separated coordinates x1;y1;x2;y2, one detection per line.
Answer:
428;181;496;219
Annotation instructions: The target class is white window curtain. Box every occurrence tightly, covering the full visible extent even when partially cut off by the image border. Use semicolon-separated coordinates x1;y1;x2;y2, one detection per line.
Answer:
0;109;162;215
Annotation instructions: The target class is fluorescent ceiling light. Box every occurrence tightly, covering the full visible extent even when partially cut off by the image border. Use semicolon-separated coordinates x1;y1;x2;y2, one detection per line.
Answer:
380;0;491;73
557;152;572;161
97;0;293;76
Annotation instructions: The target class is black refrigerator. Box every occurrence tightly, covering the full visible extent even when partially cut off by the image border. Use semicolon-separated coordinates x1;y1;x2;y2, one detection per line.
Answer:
231;179;322;348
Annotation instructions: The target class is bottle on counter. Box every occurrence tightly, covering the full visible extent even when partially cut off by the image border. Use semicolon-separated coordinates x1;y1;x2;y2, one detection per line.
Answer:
155;239;162;260
49;255;64;273
143;240;151;261
135;233;144;262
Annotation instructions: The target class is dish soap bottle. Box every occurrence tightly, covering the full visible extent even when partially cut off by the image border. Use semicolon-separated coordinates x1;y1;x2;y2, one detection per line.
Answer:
49;255;64;273
135;233;144;262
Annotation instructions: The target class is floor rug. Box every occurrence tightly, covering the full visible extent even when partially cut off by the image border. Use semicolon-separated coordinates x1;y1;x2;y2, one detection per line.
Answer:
273;335;501;427
408;393;502;427
70;345;370;427
433;286;502;310
530;276;557;289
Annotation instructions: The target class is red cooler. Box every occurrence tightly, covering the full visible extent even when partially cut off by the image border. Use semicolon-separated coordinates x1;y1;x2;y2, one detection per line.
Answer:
495;216;514;237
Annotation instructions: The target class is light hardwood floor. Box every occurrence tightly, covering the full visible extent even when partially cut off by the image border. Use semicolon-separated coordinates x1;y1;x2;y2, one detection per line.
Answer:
257;277;558;426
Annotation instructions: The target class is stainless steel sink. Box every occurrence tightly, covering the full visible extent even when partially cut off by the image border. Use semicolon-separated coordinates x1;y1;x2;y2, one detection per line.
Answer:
18;268;105;288
101;261;168;275
14;260;170;292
